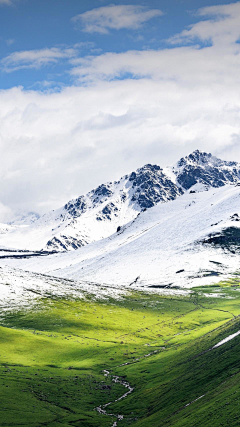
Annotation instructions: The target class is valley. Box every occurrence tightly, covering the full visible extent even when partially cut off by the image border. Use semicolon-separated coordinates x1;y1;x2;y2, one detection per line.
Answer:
1;276;240;426
1;150;240;426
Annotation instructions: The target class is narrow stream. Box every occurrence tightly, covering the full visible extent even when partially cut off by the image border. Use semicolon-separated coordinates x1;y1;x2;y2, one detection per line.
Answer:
95;349;160;426
95;369;134;426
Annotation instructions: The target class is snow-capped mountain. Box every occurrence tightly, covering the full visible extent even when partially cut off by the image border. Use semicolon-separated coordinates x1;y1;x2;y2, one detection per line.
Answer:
0;164;182;252
3;184;240;290
172;149;240;189
0;149;239;253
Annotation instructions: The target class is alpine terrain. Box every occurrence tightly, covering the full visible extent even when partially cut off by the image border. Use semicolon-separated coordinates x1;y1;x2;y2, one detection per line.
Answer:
1;150;240;427
0;149;240;255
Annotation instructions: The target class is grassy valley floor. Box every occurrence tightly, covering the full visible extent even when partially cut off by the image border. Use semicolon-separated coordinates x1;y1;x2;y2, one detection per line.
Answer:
1;279;240;426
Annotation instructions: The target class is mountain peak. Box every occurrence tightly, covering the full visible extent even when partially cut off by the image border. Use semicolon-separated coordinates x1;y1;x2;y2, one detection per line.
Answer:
177;150;212;168
178;149;238;169
175;150;240;190
137;163;162;172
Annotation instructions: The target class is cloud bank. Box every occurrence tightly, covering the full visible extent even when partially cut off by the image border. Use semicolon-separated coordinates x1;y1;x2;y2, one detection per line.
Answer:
0;2;240;218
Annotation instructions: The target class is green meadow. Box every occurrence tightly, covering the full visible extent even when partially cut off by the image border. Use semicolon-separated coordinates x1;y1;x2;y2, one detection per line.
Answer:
1;281;240;426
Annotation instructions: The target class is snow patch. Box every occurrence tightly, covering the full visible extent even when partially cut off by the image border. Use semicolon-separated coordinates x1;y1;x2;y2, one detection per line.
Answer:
213;331;240;348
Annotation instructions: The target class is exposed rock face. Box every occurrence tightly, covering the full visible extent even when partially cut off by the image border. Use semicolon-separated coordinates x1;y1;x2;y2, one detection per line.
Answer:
44;164;183;251
129;164;183;209
64;197;88;218
46;235;88;252
174;150;240;190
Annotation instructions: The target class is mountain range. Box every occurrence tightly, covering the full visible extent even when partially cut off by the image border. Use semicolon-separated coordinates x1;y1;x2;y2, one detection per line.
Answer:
1;149;240;427
0;149;240;291
1;149;240;253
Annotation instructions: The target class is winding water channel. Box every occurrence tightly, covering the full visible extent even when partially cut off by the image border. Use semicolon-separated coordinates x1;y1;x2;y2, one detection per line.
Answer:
95;349;160;426
95;369;134;426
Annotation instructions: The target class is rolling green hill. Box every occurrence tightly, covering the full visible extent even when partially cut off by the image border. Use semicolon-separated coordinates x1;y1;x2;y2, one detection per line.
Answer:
1;280;240;426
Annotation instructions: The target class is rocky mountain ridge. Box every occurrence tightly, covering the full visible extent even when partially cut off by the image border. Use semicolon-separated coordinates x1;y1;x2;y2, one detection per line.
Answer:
45;163;183;251
0;149;239;252
173;149;240;189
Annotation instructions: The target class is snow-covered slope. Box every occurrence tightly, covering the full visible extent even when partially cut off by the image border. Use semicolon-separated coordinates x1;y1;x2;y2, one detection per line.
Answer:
0;223;17;236
2;184;240;289
0;149;240;254
8;212;40;226
0;164;182;252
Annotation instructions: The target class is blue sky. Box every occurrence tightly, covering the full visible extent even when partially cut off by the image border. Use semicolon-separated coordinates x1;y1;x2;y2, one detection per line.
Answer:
1;0;239;89
0;0;240;219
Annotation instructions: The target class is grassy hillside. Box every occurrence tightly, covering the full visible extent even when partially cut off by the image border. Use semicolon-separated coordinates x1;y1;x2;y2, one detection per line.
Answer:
0;281;240;426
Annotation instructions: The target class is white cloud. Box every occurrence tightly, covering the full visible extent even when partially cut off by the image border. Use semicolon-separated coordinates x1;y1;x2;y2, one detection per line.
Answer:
69;2;240;87
0;3;240;217
169;1;240;45
72;4;163;34
2;47;78;72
